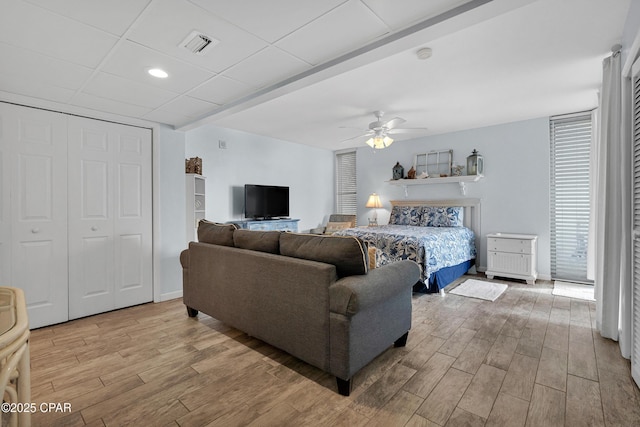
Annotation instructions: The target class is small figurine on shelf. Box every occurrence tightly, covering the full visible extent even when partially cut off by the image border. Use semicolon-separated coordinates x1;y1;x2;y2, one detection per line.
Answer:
452;164;465;176
392;162;404;180
185;157;203;174
407;166;416;179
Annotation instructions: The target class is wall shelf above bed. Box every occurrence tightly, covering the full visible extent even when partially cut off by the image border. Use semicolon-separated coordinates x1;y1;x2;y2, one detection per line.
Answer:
387;174;483;196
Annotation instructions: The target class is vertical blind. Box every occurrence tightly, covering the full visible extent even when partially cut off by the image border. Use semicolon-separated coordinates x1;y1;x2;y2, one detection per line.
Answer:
335;150;357;216
632;70;640;386
550;113;593;282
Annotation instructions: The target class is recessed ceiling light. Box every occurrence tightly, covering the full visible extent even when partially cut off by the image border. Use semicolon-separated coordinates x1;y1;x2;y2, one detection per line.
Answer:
148;68;168;78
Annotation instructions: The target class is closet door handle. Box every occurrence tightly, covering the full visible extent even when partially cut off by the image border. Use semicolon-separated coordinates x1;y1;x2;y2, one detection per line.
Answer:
91;226;98;231
31;228;39;234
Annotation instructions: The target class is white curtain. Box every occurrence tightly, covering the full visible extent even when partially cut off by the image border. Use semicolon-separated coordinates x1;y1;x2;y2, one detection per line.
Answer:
592;50;632;358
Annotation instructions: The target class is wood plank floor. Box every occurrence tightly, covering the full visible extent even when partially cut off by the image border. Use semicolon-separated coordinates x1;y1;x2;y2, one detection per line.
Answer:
29;276;640;426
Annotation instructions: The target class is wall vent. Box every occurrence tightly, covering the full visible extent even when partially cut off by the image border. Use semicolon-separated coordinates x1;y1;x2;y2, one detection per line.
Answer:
179;30;218;56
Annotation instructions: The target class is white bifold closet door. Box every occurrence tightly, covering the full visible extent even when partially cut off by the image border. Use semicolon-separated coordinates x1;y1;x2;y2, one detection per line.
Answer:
67;116;152;320
0;103;69;328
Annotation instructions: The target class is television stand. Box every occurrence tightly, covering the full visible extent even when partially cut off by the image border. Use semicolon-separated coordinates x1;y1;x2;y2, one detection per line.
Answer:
230;218;299;232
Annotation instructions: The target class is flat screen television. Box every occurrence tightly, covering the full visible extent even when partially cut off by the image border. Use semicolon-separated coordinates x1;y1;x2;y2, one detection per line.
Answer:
244;184;289;219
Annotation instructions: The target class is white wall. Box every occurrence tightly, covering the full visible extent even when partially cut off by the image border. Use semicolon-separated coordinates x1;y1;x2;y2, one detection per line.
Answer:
154;125;187;301
354;117;551;278
185;124;334;232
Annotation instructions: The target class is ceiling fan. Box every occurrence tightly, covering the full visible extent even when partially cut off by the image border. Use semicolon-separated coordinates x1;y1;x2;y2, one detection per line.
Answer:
341;111;428;149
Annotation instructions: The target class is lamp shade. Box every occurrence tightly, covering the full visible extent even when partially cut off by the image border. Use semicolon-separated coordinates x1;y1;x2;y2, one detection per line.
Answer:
365;193;382;208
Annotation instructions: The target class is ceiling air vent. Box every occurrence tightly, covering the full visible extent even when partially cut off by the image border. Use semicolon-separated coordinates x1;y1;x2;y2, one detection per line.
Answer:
179;30;218;56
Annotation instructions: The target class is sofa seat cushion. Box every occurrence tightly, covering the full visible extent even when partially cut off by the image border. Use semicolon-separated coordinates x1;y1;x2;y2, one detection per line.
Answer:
233;229;280;254
280;233;368;278
198;221;237;246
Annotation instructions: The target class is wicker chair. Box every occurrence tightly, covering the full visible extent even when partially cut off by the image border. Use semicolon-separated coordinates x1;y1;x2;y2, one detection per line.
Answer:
310;214;356;234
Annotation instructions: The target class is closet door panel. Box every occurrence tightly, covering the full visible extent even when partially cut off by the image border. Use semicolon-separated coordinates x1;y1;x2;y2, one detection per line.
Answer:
68;116;151;318
68;119;114;319
2;103;68;328
114;126;152;308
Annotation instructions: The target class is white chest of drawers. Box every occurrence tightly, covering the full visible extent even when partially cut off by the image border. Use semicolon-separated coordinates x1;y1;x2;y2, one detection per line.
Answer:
485;233;538;284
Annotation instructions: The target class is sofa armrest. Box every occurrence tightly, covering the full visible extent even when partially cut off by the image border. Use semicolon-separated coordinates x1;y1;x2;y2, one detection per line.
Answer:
329;260;420;317
180;249;189;268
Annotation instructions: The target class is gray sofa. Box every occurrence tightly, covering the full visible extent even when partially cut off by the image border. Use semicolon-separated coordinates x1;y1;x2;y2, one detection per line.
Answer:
180;221;420;395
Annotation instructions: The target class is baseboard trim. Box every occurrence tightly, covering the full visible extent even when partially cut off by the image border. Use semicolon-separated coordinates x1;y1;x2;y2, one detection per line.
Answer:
159;290;183;302
474;266;552;282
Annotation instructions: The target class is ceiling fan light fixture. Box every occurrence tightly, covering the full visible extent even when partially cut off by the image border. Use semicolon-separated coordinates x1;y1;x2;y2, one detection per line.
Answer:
366;135;393;149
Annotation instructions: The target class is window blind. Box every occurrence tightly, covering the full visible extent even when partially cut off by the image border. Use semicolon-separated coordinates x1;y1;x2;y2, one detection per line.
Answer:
631;69;640;386
335;151;357;216
550;113;593;282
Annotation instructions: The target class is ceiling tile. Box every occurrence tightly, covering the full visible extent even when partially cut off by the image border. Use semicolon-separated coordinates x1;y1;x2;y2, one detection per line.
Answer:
101;41;215;93
223;47;312;88
188;75;254;105
0;71;76;104
0;42;93;90
275;0;390;65
82;72;178;108
127;0;267;73
157;96;220;118
362;0;472;30
70;92;153;118
24;0;152;36
0;0;118;68
190;0;347;43
142;109;192;126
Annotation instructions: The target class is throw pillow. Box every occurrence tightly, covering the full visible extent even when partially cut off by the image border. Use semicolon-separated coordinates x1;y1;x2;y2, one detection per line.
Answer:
233;229;280;254
279;233;369;278
420;206;463;227
197;220;237;246
388;205;422;226
368;246;377;269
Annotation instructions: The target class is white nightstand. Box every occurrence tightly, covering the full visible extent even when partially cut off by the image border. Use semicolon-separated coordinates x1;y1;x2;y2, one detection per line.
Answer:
485;233;538;284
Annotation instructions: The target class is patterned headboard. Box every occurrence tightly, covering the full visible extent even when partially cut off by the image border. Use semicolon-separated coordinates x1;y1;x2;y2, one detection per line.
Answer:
390;198;482;266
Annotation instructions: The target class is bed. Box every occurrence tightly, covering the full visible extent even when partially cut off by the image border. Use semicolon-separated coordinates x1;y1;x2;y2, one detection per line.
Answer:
334;199;480;293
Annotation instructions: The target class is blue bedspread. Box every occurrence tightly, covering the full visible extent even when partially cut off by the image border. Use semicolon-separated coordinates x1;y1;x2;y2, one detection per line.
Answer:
334;225;476;283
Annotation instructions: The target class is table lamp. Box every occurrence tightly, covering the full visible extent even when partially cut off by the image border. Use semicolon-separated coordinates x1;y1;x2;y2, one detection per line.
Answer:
365;193;382;226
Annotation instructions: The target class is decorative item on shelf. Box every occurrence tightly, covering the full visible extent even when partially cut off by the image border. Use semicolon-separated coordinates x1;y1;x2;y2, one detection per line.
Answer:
466;149;484;175
452;164;465;176
417;171;429;179
185;157;203;174
407;166;416;179
392;162;404;180
414;149;453;178
365;193;382;226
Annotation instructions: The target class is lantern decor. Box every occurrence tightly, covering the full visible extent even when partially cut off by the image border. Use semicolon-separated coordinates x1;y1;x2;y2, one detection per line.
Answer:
466;149;484;176
392;162;404;180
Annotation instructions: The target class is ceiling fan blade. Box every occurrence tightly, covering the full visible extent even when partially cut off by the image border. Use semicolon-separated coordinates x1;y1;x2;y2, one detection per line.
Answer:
338;125;367;131
389;127;428;134
384;117;406;129
340;132;373;143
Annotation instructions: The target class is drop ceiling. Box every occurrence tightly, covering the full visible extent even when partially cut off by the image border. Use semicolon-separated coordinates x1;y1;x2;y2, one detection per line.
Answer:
0;0;631;150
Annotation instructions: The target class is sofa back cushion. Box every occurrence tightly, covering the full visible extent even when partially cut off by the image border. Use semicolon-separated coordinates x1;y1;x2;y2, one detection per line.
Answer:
197;220;237;246
279;233;368;278
233;229;280;254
